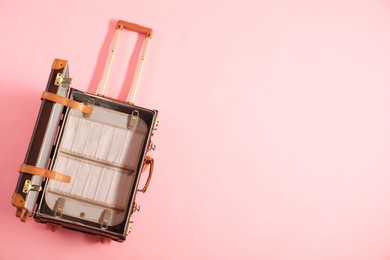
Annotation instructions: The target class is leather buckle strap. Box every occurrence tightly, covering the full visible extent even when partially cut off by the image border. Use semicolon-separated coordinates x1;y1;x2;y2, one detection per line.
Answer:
41;91;93;115
19;164;71;183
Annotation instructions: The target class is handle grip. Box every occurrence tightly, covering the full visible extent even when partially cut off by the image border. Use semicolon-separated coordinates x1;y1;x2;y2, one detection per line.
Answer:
137;156;154;193
117;20;153;38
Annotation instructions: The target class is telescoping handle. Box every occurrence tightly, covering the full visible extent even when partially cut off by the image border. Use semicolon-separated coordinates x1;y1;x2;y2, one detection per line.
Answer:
97;20;153;104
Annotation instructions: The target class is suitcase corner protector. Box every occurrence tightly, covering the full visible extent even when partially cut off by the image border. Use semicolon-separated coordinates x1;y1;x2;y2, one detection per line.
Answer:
52;59;68;70
11;192;25;208
12;193;29;222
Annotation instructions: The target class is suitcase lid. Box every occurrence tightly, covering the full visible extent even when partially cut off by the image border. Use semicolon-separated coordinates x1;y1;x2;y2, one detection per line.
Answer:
12;59;72;220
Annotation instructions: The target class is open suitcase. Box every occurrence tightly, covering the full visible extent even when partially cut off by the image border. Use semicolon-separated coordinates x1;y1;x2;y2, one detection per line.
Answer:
11;20;158;242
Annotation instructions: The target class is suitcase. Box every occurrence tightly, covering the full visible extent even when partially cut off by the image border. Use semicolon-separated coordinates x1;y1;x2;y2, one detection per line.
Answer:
11;20;158;242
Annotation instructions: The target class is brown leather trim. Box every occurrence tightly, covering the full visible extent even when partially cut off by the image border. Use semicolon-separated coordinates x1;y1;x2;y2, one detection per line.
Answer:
51;59;68;70
116;20;153;38
19;164;71;183
41;91;93;115
11;193;25;208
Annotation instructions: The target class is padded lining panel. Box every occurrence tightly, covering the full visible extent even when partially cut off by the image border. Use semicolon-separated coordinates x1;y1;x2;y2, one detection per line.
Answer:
45;106;147;226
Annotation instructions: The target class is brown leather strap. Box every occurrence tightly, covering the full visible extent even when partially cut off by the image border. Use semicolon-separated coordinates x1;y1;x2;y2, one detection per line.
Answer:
19;164;71;183
41;92;93;115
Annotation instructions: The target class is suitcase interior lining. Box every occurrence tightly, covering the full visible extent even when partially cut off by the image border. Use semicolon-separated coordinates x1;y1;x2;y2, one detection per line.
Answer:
44;106;147;226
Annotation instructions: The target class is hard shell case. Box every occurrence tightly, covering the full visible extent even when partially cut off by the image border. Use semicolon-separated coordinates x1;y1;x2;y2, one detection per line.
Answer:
11;20;158;242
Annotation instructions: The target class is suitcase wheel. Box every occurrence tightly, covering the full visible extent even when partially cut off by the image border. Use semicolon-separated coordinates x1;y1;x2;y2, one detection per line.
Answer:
98;236;111;244
16;208;29;222
48;223;60;232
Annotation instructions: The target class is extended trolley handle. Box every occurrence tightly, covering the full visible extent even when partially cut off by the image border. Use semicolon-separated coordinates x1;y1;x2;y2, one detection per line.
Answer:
97;20;153;104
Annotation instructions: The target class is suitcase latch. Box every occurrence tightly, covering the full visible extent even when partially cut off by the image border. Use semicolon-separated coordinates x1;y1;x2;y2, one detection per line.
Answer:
100;209;112;229
54;73;73;86
127;110;139;130
83;98;95;118
54;197;65;217
22;180;42;193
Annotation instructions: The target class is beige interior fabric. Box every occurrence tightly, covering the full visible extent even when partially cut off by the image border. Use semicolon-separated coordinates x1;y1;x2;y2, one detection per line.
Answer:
45;106;147;226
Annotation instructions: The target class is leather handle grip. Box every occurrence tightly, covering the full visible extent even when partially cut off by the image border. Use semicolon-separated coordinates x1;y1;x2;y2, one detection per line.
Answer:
117;20;153;38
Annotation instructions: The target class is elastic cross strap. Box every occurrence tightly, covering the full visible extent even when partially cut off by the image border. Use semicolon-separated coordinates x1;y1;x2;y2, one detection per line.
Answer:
41;91;93;115
19;164;71;183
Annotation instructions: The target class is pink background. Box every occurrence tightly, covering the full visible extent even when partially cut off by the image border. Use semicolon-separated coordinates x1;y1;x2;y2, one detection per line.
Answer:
1;0;390;259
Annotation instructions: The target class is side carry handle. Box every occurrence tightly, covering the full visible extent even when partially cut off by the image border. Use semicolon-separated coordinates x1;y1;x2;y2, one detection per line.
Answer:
137;156;154;193
97;20;153;104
